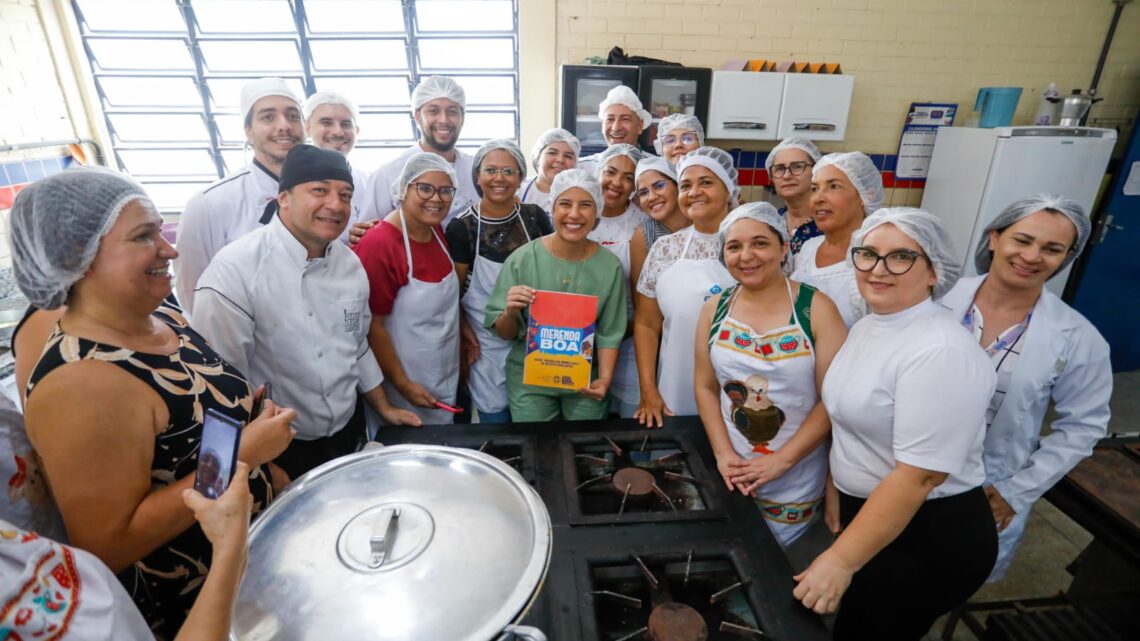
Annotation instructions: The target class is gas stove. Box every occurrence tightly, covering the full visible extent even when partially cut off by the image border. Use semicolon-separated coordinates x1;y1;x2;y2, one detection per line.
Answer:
380;417;827;641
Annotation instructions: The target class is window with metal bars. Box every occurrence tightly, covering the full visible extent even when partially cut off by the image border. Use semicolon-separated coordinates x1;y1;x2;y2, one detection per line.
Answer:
72;0;520;214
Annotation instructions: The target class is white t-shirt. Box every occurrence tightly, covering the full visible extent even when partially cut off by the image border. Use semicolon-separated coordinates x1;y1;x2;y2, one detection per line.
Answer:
822;298;996;500
789;235;865;328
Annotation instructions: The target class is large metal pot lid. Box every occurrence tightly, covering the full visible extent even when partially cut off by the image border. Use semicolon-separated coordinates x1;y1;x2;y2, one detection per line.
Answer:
231;445;552;641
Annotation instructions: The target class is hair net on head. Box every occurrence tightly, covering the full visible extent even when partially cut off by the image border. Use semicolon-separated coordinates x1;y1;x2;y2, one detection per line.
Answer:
411;75;466;112
653;114;706;155
719;201;788;244
635;156;677;184
677;147;740;204
390;152;458;202
549;168;602;210
595;143;645;178
241;77;301;121
597;86;651;132
812;152;883;215
974;194;1090;276
302;90;359;122
471;139;527;197
9;166;153;310
765;136;822;174
852;207;960;299
529;128;581;172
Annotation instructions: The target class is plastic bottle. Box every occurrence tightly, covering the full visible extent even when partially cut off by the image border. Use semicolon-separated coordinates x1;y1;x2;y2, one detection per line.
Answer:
1034;82;1061;126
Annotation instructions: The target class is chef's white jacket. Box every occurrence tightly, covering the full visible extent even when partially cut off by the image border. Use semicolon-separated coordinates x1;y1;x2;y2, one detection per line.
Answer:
174;162;280;314
363;144;477;229
940;274;1112;577
192;216;385;441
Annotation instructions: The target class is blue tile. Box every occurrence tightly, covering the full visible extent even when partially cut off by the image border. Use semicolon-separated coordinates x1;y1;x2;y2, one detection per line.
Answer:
883;155;897;172
61;156;75;169
43;157;63;175
6;161;28;185
0;164;10;187
729;149;741;166
739;151;757;169
757;151;769;169
867;154;886;170
25;160;46;181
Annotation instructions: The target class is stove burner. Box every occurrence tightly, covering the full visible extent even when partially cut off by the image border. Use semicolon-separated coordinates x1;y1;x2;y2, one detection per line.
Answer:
569;435;709;519
649;602;708;641
613;467;656;496
589;553;769;641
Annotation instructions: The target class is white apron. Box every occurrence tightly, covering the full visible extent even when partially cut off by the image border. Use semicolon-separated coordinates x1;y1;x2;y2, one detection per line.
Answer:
655;228;736;416
589;209;640;413
709;280;827;547
461;205;530;414
381;209;461;425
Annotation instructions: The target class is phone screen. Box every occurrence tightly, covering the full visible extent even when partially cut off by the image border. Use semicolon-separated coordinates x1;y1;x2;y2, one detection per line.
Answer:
195;409;243;499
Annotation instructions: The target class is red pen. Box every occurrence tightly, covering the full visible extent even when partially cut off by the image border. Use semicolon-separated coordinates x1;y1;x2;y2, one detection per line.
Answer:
434;401;462;414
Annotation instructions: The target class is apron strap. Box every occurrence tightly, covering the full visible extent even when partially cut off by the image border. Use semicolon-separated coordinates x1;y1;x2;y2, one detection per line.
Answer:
707;283;738;349
791;282;816;348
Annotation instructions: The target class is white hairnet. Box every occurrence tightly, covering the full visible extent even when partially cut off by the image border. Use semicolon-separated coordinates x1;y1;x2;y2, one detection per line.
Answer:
472;138;527;197
677;147;740;204
529;128;581;172
720;201;788;244
595;143;644;177
9;166;153;310
812;152;883;215
653;114;705;155
303;89;359;122
852;207;960;299
974;194;1090;276
549;168;603;210
765;136;822;174
597;85;651;132
240;77;300;121
411;75;466;112
390;152;458;202
635;156;677;184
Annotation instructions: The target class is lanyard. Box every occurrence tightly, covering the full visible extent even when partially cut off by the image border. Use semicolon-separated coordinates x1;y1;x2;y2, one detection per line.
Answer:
963;305;1032;358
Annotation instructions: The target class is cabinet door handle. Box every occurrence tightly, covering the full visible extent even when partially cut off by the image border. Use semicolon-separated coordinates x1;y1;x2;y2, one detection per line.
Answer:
792;123;836;131
722;121;766;130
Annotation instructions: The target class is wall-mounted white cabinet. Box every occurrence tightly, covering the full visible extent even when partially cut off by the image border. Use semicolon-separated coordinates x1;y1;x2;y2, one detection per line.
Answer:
707;71;855;142
776;74;854;141
707;71;784;141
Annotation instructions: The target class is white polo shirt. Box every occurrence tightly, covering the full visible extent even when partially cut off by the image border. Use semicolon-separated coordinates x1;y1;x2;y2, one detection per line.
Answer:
192;216;384;441
174;161;280;314
822;298;996;500
364;143;477;229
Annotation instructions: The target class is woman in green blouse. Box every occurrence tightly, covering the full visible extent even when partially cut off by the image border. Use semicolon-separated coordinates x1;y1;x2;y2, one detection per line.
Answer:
485;168;628;421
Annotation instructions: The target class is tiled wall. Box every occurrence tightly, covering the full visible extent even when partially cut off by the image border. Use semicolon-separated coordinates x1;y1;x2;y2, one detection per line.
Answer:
729;149;926;209
555;0;1140;176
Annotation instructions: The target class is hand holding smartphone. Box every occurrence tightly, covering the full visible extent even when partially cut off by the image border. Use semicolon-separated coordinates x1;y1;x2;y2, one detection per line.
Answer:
252;382;273;419
195;409;243;500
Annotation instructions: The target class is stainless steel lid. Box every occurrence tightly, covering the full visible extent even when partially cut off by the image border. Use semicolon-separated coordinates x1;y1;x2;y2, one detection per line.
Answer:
232;445;552;641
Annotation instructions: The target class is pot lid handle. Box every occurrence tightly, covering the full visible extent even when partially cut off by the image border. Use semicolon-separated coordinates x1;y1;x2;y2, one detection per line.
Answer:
369;506;401;568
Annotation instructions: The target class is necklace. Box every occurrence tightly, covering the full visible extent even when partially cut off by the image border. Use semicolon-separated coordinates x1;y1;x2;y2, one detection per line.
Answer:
547;239;587;291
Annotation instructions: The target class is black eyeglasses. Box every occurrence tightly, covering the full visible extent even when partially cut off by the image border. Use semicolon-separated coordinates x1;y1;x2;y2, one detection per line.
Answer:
851;247;927;275
769;161;812;178
634;179;672;201
661;133;699;146
411;182;457;201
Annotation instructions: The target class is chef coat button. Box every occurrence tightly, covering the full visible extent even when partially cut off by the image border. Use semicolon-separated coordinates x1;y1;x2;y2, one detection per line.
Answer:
308;311;313;317
317;351;323;358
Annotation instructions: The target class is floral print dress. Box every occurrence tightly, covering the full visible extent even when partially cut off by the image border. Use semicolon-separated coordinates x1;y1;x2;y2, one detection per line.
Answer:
24;305;273;639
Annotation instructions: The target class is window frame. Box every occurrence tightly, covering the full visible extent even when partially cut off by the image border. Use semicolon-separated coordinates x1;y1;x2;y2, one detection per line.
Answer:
71;0;521;213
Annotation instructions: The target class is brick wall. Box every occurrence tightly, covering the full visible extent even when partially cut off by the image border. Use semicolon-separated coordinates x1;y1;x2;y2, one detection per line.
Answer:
0;0;81;267
553;0;1140;205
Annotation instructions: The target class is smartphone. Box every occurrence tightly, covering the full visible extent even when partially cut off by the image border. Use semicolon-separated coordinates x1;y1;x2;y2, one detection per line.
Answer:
194;409;243;500
252;382;273;419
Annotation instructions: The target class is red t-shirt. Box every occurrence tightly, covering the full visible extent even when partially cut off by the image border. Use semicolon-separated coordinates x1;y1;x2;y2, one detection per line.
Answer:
354;220;454;316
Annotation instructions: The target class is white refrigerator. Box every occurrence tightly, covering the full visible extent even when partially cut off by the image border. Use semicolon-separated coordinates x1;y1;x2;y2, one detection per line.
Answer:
920;126;1116;297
